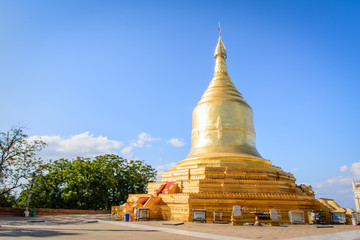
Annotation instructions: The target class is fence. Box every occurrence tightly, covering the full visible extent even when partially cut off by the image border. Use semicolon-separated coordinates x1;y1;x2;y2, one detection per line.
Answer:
0;207;110;216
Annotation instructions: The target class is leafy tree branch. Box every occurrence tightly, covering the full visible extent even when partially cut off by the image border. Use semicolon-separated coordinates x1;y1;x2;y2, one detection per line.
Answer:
0;126;46;197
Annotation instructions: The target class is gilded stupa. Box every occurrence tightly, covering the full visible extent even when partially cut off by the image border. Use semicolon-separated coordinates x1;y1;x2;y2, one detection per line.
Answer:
124;27;339;223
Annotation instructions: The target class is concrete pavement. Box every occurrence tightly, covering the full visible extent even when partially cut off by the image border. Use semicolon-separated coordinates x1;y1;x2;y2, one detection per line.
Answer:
0;214;359;240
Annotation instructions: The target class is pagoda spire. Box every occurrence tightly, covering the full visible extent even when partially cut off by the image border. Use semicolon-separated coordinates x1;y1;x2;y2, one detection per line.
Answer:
214;22;228;75
214;22;227;59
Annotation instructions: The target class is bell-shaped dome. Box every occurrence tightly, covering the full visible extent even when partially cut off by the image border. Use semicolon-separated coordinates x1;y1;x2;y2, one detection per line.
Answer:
185;35;262;162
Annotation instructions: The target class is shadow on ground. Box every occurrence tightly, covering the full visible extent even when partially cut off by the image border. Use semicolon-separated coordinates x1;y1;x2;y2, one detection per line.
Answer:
0;215;93;226
0;227;80;237
0;227;160;238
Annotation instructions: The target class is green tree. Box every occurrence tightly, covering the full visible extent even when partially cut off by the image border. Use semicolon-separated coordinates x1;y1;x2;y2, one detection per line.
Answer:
17;154;157;210
0;127;46;197
0;192;16;207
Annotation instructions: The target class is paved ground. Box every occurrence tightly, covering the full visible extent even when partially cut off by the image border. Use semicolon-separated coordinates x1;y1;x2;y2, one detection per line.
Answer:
0;214;359;240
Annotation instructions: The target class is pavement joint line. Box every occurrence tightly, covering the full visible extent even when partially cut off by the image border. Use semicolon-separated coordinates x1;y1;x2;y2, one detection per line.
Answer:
73;217;252;240
283;229;360;240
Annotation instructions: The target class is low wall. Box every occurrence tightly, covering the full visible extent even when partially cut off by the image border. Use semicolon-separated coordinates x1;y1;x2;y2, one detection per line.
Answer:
0;207;110;217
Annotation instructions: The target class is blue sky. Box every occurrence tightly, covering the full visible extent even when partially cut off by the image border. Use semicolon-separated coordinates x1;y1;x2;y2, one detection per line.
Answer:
1;1;359;209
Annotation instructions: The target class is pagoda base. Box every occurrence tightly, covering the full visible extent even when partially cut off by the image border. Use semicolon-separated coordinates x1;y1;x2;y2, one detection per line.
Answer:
122;164;345;224
127;191;321;223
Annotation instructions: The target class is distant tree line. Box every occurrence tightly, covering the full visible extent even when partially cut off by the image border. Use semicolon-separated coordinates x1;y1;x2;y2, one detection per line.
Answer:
0;127;157;210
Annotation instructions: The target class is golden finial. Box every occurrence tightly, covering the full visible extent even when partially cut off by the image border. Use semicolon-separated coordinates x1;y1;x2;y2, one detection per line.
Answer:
218;22;221;36
214;22;227;59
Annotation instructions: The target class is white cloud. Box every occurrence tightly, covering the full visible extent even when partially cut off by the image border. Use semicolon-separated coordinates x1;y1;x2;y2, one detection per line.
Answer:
326;176;352;185
310;161;360;209
350;162;360;176
340;165;349;172
313;176;352;189
130;132;160;148
155;162;178;181
28;132;123;160
121;146;133;158
156;162;177;171
338;162;360;176
167;138;186;147
121;132;160;158
312;175;354;209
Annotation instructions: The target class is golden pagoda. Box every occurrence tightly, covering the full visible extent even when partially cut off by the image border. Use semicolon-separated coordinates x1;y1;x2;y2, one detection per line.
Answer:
123;27;340;223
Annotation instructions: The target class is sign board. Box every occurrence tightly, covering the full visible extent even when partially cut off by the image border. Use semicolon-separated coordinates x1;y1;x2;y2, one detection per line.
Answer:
213;212;223;222
352;212;359;221
192;209;206;222
233;206;241;217
310;212;316;221
331;212;346;224
270;209;278;220
288;211;305;223
136;208;150;220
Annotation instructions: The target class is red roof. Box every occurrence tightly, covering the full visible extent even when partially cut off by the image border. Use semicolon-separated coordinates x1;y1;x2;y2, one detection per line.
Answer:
161;181;175;194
